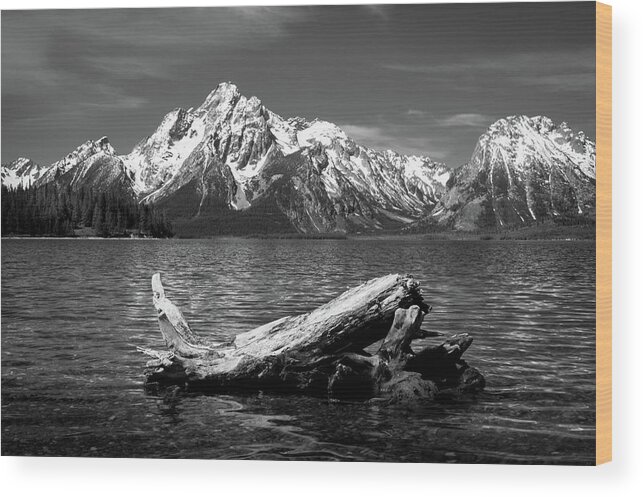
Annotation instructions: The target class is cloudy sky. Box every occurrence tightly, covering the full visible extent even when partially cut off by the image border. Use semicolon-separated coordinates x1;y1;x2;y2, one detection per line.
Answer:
2;2;595;166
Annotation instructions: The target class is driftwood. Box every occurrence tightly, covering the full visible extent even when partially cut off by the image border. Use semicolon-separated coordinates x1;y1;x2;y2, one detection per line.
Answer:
139;273;485;404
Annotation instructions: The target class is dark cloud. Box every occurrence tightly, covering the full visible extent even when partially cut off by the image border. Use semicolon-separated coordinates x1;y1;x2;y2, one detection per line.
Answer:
2;3;596;166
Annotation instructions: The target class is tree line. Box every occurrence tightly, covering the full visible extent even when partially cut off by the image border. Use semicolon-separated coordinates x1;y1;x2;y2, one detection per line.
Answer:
1;184;173;238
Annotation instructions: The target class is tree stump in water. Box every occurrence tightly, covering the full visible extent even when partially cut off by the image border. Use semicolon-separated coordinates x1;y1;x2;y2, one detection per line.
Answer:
138;272;485;404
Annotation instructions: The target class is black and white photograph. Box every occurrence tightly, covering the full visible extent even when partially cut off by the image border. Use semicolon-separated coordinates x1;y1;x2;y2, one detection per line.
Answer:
2;2;599;464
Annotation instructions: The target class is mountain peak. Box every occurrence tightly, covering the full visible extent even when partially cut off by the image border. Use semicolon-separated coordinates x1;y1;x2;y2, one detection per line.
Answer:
297;119;348;147
430;114;597;230
201;81;242;109
481;115;594;150
5;157;34;170
486;115;554;134
216;81;239;93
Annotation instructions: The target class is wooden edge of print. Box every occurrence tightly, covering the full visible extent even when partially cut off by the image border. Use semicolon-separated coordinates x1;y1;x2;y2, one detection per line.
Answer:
595;1;612;465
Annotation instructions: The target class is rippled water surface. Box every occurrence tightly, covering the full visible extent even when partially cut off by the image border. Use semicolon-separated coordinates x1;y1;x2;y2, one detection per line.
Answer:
1;238;595;463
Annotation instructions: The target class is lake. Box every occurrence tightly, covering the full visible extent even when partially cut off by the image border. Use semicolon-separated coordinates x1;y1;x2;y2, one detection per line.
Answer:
1;238;596;463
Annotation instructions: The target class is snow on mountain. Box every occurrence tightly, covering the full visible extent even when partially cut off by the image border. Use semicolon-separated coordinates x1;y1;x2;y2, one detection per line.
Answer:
1;84;595;235
1;137;119;190
1;158;45;189
121;83;284;204
429;115;596;230
51;136;116;176
298;122;449;225
477;116;595;182
114;82;450;232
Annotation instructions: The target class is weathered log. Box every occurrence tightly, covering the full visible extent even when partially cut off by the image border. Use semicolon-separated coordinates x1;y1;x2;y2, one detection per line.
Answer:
141;272;485;404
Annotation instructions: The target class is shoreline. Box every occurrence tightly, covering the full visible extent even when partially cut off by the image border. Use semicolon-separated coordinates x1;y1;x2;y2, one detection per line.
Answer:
1;236;164;240
1;233;596;242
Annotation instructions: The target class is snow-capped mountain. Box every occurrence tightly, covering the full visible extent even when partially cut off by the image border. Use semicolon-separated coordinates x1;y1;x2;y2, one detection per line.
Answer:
427;115;596;231
1;137;123;190
117;82;451;232
2;85;596;235
2;82;450;234
1;158;45;189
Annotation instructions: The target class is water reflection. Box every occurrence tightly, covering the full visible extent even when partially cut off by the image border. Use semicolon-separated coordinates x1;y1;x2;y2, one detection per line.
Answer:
1;238;595;463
